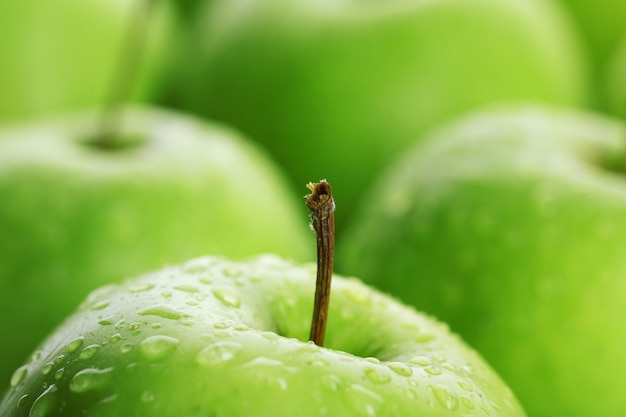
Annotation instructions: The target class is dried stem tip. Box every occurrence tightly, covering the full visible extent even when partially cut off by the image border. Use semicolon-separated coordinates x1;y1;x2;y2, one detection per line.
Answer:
306;180;336;347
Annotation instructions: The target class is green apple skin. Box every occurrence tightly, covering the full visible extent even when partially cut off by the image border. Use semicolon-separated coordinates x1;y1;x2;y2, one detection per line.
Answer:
0;106;312;390
177;0;588;223
0;255;526;417
0;0;175;123
338;106;626;417
606;35;626;117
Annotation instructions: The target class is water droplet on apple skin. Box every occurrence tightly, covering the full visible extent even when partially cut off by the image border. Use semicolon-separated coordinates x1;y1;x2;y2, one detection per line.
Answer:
79;344;101;360
212;287;241;308
364;367;391;384
69;367;114;394
138;304;190;320
10;365;28;387
29;384;58;417
345;384;383;417
196;341;242;366
138;335;180;362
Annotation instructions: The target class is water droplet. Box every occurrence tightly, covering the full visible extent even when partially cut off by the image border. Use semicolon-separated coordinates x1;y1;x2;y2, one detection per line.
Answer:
138;304;190;320
69;368;114;393
55;355;66;365
196;342;242;366
128;283;155;293
41;362;54;376
98;316;115;326
183;257;211;273
432;385;459;411
17;394;29;412
10;365;28;387
222;266;242;278
139;335;180;361
424;365;443;375
67;337;84;353
387;362;413;377
415;332;436;343
409;356;431;366
151;323;162;329
161;291;172;299
141;391;155;403
109;333;122;344
363;357;380;364
79;344;101;360
29;384;58;417
321;374;342;391
175;285;200;293
212;287;241;308
441;362;457;373
90;300;110;311
345;384;383;417
120;343;134;354
457;380;474;392
54;368;65;381
213;321;231;329
364;367;391;384
461;395;475;409
404;387;418;399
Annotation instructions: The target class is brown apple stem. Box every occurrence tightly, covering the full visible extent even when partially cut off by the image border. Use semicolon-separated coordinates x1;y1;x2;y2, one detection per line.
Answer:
306;180;336;347
94;0;155;149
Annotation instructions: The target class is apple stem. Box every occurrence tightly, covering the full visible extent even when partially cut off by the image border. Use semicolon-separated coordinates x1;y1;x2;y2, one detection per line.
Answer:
94;0;155;149
306;180;336;347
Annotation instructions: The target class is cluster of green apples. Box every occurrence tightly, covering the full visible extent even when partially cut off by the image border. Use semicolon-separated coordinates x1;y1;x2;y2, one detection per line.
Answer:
1;1;625;417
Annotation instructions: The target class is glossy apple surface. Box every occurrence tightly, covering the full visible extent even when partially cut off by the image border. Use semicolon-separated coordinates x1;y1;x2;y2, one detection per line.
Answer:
177;0;588;222
0;106;311;387
339;106;626;417
0;0;175;123
1;255;525;417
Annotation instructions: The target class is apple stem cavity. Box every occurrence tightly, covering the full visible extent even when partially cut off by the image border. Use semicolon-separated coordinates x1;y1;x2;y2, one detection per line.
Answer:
306;180;336;347
94;0;155;150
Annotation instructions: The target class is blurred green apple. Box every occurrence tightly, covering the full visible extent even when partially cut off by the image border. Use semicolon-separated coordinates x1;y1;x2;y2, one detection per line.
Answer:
1;254;525;417
177;0;588;221
0;0;175;123
0;106;312;388
557;0;626;109
339;106;626;417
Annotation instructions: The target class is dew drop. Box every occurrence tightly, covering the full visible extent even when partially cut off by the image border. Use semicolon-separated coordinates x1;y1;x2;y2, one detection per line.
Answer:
461;395;475;409
409;356;431;366
98;316;115;326
128;282;155;293
213;321;231;329
183;257;211;273
222;266;242;278
139;335;180;361
432;384;459;411
196;342;242;366
415;332;436;343
10;365;28;387
345;384;383;417
31;351;43;361
321;374;341;391
387;362;413;377
41;362;54;376
120;343;134;354
109;333;122;344
55;355;66;365
69;367;114;393
67;337;84;353
175;285;200;293
29;384;58;417
457;380;474;392
90;300;111;311
424;365;443;376
79;344;101;360
212;287;241;308
364;367;391;384
54;368;65;381
139;304;190;320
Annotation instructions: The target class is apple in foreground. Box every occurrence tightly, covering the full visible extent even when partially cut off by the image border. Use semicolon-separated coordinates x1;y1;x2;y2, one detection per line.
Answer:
177;0;588;222
338;106;626;417
0;106;311;388
0;254;525;417
0;0;175;123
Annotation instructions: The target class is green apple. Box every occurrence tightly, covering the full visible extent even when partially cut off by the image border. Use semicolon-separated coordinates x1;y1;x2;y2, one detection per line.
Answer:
0;254;526;417
0;106;312;389
606;34;626;117
556;0;626;109
0;0;175;123
338;106;626;417
177;0;588;222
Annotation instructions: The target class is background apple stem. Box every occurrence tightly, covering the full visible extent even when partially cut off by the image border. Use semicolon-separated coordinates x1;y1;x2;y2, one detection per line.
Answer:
306;180;336;347
94;0;155;149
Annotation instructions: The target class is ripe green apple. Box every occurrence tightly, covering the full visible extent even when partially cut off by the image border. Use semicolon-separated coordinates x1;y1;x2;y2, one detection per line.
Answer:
338;106;626;417
0;0;175;123
0;254;526;417
606;35;626;116
0;106;312;389
177;0;588;221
